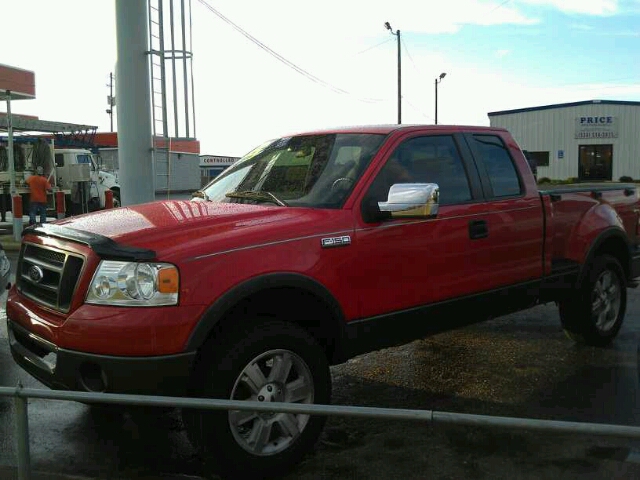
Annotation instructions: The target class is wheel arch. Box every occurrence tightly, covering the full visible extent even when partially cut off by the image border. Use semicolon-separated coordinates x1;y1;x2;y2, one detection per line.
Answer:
578;227;631;287
185;273;349;365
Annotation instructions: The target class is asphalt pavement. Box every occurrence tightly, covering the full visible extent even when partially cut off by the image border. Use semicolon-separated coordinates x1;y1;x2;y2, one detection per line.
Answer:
2;247;640;478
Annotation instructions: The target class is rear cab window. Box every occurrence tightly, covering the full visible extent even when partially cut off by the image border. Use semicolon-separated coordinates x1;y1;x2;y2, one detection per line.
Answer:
469;134;523;198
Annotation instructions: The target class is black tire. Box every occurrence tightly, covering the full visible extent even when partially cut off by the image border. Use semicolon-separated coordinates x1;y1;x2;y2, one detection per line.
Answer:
559;254;627;347
182;319;331;478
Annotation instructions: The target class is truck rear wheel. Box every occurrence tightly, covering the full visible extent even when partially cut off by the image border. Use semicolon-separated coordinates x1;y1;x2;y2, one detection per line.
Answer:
182;319;331;477
559;254;626;347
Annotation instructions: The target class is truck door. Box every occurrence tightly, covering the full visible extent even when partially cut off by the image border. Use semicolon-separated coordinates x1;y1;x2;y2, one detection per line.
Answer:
55;153;68;188
462;133;544;290
354;132;485;318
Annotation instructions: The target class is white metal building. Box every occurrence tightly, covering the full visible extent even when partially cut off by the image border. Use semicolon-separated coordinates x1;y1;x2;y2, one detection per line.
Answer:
488;100;640;181
99;147;202;192
199;154;240;187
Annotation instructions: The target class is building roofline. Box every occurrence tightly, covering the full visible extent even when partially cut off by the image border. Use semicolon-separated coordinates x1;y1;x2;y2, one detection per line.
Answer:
488;99;640;117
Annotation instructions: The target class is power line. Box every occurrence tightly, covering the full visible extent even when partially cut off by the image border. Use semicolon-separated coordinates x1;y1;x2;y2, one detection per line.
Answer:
355;37;394;55
195;0;345;94
401;38;423;77
404;96;434;121
195;0;385;103
489;0;514;14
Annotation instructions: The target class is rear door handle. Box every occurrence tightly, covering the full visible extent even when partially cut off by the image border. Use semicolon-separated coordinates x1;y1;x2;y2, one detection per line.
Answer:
469;219;488;240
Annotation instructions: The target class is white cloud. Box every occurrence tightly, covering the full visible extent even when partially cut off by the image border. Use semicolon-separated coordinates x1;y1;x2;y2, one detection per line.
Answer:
437;75;640;127
189;0;540;154
600;30;640;36
495;49;512;58
0;1;116;128
200;0;538;46
520;0;619;15
569;23;595;30
1;0;638;159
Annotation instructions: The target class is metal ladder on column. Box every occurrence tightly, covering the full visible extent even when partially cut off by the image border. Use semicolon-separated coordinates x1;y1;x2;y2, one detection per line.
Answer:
148;0;171;198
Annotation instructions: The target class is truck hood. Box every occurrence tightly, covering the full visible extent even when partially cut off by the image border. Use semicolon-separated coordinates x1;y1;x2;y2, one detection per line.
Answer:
48;200;349;260
97;171;119;188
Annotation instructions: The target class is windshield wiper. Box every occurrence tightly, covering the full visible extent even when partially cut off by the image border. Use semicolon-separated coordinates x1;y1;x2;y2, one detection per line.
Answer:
225;190;288;206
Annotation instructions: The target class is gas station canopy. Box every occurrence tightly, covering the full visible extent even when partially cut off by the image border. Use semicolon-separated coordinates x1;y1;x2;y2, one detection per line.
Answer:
0;64;35;101
0;116;97;134
0;63;97;145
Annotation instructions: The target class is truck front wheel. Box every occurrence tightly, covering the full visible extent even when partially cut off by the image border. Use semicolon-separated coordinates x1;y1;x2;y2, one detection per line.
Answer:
182;319;331;477
559;254;626;347
111;190;120;208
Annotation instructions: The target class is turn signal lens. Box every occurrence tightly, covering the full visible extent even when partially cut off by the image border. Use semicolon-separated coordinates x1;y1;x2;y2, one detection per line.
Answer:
157;266;179;294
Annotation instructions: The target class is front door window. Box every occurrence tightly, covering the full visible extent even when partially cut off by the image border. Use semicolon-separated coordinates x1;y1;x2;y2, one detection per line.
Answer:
579;145;612;181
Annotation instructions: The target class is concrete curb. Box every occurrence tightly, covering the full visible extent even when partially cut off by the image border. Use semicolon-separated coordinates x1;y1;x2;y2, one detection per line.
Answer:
0;466;206;480
0;465;95;480
0;236;21;252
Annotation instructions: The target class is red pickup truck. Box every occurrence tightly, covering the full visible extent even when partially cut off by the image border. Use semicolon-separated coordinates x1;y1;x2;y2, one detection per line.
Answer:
7;125;640;476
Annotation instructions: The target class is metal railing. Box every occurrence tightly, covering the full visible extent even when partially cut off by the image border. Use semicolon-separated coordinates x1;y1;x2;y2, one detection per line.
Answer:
3;383;640;479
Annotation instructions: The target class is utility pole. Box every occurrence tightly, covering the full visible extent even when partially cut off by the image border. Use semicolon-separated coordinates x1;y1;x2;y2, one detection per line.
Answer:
115;0;154;206
435;72;446;125
106;72;115;132
384;22;401;124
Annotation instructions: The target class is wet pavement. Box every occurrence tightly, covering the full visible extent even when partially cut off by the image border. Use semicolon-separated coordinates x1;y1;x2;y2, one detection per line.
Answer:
2;248;640;479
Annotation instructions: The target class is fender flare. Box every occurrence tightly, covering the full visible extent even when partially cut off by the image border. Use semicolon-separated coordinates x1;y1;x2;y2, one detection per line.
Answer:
184;273;348;355
577;227;631;288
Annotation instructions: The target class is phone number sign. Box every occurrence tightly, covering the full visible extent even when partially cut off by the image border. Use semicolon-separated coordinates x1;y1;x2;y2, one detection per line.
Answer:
574;116;619;139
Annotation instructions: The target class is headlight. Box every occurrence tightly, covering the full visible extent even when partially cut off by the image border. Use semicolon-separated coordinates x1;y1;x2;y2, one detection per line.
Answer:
86;261;179;306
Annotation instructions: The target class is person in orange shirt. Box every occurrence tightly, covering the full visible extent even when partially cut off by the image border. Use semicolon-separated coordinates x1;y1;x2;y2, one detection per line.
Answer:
26;166;52;226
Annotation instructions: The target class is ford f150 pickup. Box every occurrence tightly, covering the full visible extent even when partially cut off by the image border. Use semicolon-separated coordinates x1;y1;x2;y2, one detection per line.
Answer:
7;125;640;476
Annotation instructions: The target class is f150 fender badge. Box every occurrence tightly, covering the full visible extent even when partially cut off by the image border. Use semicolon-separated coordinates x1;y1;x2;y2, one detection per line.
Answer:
321;235;351;248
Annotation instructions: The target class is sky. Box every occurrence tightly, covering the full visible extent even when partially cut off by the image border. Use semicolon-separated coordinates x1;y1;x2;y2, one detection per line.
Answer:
2;0;640;157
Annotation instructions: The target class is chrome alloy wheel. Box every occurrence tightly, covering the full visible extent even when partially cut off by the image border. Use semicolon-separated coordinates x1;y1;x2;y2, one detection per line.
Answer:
228;349;315;456
591;269;622;333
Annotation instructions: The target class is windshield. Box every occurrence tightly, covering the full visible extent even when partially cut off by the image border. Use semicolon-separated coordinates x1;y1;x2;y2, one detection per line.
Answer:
198;133;386;208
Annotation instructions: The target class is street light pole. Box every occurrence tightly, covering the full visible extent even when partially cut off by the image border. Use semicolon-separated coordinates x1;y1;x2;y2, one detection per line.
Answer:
108;72;114;132
385;22;401;124
434;72;446;125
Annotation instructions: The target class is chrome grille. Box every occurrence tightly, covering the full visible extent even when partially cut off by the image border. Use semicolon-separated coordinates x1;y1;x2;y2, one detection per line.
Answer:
26;247;65;266
17;243;85;312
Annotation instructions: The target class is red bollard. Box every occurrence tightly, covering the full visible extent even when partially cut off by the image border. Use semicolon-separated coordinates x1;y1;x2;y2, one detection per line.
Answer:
104;189;114;209
12;195;22;219
55;191;66;219
12;195;23;240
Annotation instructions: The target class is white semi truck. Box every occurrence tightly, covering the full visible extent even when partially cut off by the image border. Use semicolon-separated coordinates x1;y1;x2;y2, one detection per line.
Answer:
54;148;120;210
0;139;120;220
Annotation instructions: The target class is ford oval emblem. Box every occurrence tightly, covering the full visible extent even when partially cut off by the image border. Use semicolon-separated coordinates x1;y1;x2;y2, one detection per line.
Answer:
28;265;44;283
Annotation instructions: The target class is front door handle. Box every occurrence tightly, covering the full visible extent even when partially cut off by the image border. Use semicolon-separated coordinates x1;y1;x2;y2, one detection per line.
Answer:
469;219;488;240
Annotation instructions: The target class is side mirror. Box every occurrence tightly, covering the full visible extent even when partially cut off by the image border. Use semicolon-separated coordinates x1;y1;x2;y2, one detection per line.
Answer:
378;183;439;218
